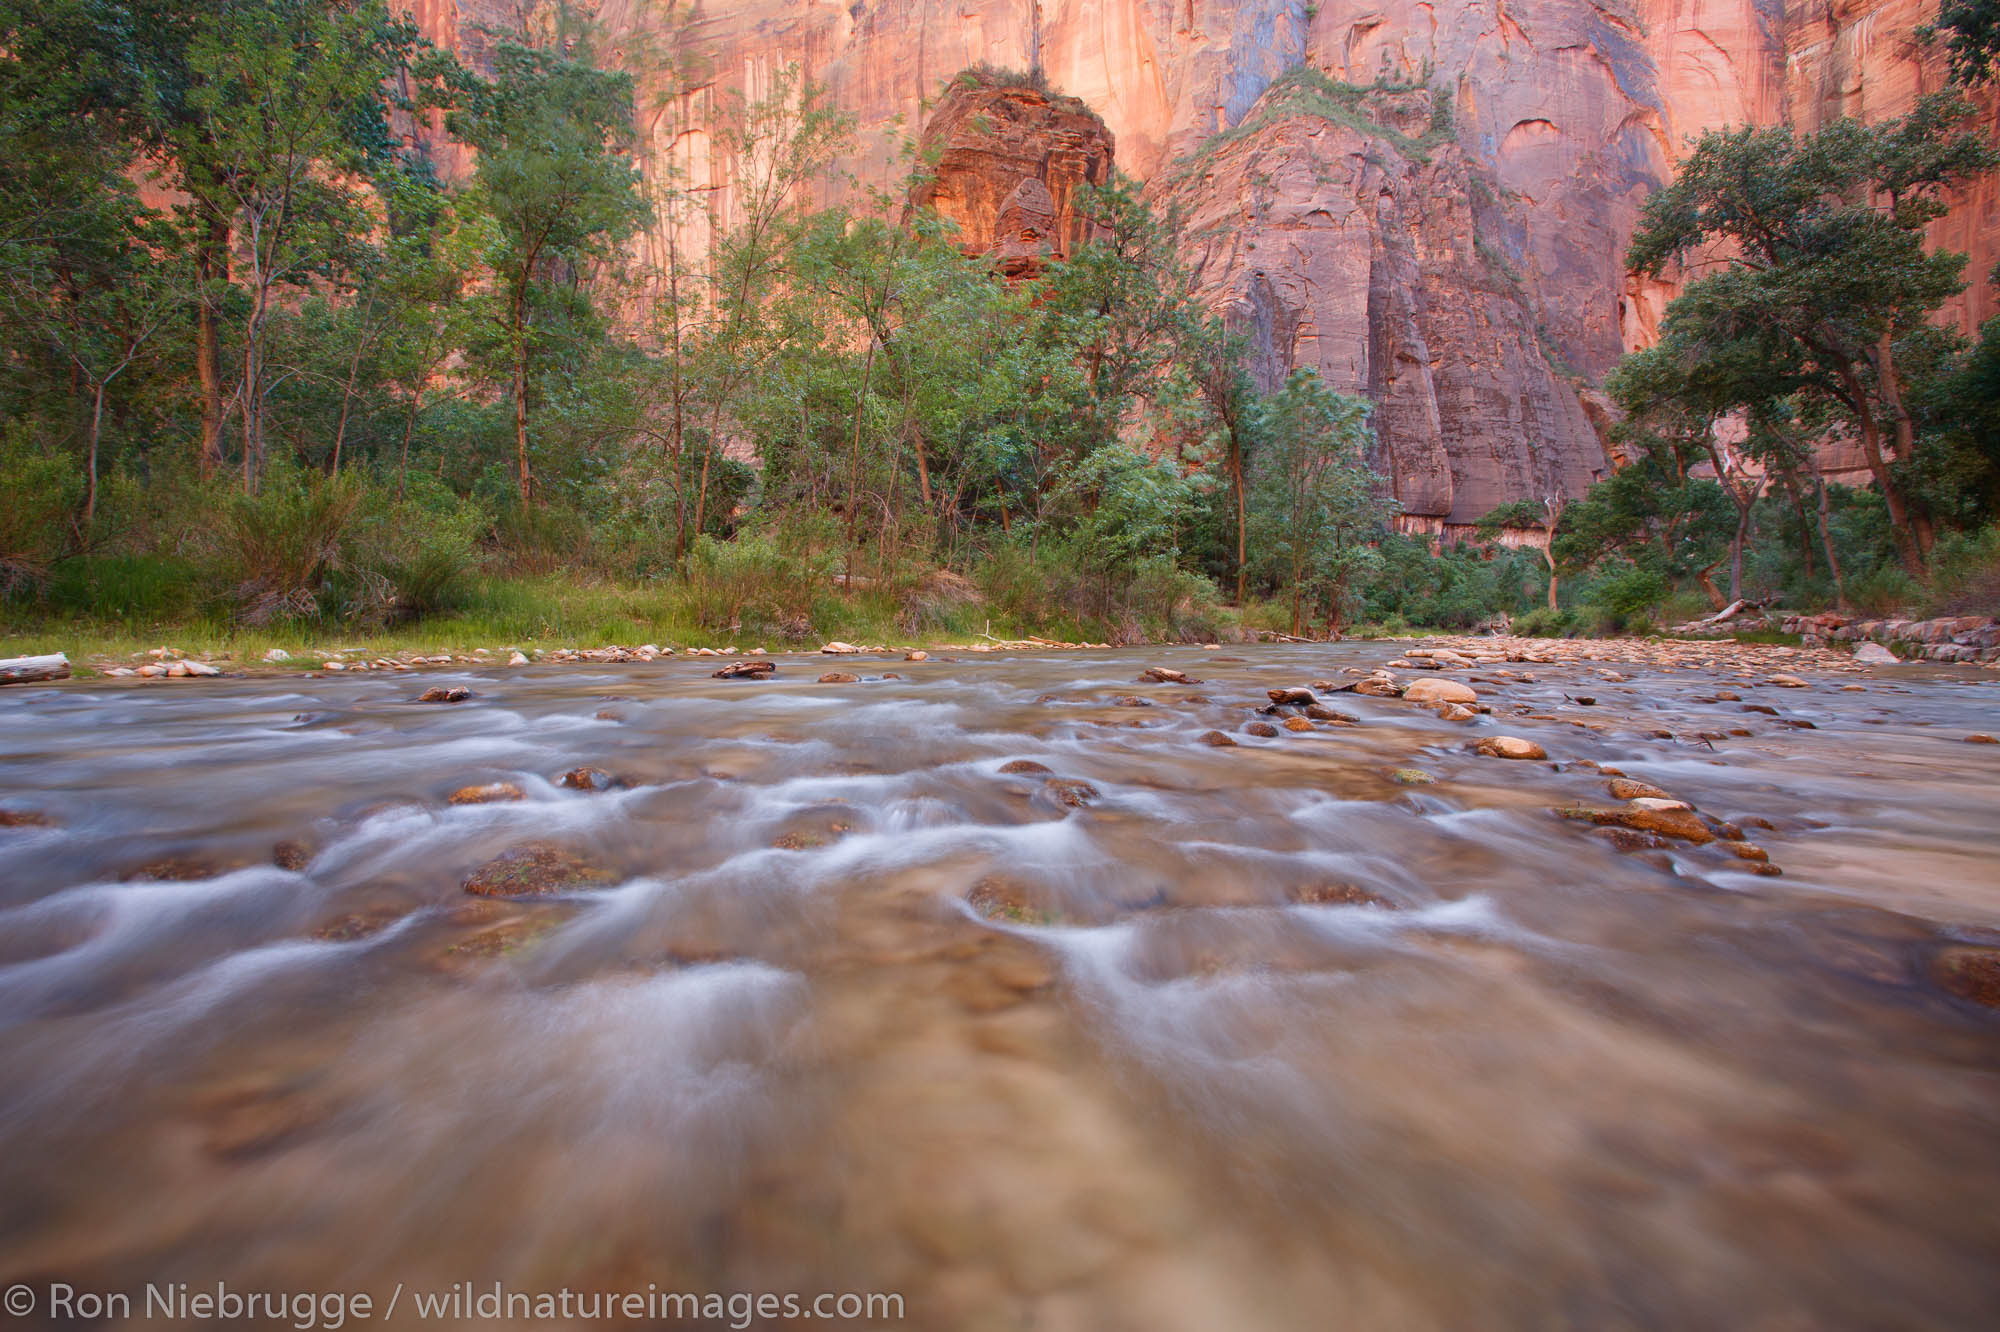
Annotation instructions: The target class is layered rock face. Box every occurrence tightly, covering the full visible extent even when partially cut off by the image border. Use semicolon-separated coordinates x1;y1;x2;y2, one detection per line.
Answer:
1156;82;1608;524
409;0;1998;528
908;76;1115;275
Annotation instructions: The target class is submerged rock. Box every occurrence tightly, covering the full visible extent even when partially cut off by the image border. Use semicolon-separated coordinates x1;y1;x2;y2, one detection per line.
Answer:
1931;946;2000;1007
998;759;1052;775
1558;801;1714;844
0;808;54;828
714;660;776;679
1244;721;1280;738
1196;730;1237;747
1388;768;1435;785
1608;778;1672;801
448;782;524;805
1043;778;1099;808
1288;881;1392;908
461;843;615;897
558;766;613;791
818;671;860;683
272;840;314;871
418;686;470;703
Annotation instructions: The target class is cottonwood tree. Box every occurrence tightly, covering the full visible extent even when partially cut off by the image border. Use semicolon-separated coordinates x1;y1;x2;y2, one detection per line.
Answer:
1627;93;1997;576
0;0;186;526
164;0;430;491
1246;368;1391;635
451;19;647;507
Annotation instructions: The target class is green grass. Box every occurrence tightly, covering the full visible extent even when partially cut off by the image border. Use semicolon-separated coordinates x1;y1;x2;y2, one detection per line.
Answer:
0;572;1169;673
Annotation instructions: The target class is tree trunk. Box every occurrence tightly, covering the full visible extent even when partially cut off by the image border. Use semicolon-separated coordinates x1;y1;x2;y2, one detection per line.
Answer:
84;380;105;529
1813;462;1849;613
196;210;229;477
844;338;877;588
0;653;70;685
1838;364;1923;577
1544;542;1559;612
397;384;423;503
1729;498;1751;603
511;289;531;508
1693;561;1726;611
1779;471;1815;579
330;296;373;474
1230;437;1247;604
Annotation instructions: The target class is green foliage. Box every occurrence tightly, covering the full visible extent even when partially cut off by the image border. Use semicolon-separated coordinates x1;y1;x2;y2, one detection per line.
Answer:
1626;92;1999;577
1926;0;2000;85
221;466;365;622
0;426;83;594
1363;534;1546;629
1245;369;1393;633
1169;68;1451;181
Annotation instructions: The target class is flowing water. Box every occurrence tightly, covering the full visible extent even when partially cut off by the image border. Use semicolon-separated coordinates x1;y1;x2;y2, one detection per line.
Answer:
1;647;1998;1330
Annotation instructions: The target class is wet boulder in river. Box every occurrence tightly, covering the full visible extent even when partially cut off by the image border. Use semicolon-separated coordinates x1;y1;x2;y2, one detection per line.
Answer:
1403;677;1476;705
1475;736;1546;760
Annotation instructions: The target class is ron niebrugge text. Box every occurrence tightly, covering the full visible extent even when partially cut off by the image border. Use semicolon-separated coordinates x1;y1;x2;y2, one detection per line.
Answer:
14;1281;905;1327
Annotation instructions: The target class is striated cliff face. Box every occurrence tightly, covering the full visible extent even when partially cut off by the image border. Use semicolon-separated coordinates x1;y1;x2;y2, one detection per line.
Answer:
1155;83;1609;524
409;0;1998;527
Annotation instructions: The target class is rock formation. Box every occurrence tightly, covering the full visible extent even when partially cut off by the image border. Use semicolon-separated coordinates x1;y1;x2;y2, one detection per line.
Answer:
406;0;2000;531
908;73;1115;275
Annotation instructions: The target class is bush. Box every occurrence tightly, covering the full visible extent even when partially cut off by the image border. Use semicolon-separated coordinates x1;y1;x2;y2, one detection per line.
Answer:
683;532;833;640
0;426;82;596
222;468;364;624
1511;606;1577;638
894;568;983;635
1924;524;2000;616
350;475;490;623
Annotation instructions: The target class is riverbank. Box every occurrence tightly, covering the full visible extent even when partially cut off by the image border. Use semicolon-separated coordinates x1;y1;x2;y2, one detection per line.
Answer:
9;622;1988;686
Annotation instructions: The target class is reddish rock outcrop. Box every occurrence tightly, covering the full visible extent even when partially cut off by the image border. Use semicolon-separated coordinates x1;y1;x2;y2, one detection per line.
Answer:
909;74;1114;276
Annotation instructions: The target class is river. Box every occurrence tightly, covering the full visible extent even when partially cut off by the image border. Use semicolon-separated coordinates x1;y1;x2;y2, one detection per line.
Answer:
1;645;1997;1329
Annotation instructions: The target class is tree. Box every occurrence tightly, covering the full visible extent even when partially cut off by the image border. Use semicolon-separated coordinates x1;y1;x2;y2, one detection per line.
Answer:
451;19;647;507
685;66;853;543
1245;369;1392;635
1928;0;2000;85
0;0;187;525
1627;94;1998;577
148;1;433;487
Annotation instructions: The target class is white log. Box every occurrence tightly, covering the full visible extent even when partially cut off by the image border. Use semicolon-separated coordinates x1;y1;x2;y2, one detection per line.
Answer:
0;652;69;684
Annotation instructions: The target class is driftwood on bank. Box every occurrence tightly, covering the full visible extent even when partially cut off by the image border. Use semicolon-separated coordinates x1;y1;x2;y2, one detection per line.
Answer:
0;653;68;685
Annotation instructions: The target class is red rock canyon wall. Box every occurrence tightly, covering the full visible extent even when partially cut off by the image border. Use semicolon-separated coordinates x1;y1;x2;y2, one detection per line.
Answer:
407;0;1999;529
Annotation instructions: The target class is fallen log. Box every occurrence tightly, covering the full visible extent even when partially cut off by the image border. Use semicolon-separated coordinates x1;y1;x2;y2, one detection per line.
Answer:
0;653;68;685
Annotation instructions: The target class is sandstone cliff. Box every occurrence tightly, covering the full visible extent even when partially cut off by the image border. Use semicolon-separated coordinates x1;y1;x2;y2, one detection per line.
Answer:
908;73;1115;275
407;0;1999;527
